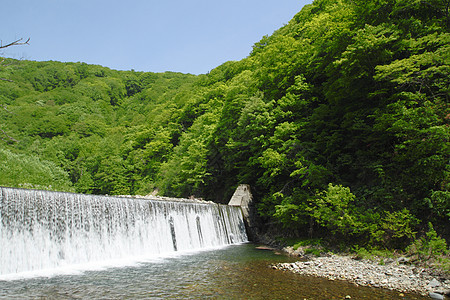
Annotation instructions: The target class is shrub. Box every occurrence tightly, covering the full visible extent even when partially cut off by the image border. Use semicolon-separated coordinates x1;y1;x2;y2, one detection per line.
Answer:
307;183;363;236
407;222;448;260
371;208;419;249
0;149;74;192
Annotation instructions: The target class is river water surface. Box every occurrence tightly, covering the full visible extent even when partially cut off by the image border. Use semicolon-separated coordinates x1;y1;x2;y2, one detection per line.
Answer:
0;243;427;299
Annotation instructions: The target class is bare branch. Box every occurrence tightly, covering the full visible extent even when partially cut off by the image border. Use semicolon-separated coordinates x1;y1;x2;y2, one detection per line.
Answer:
0;129;19;143
0;38;30;49
1;104;13;113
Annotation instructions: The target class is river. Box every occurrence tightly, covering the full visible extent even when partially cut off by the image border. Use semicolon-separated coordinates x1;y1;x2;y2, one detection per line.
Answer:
0;243;427;299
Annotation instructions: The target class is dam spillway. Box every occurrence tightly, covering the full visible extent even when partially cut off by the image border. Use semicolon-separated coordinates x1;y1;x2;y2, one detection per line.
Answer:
0;187;247;277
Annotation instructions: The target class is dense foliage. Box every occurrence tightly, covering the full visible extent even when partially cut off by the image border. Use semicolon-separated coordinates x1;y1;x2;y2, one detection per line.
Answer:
1;0;449;248
0;61;197;194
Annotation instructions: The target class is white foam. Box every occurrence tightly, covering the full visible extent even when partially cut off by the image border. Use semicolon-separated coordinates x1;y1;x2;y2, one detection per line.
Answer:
0;187;247;279
0;243;241;281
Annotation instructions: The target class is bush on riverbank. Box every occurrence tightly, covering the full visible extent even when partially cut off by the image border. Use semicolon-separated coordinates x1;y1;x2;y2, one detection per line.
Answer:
278;223;450;275
272;184;421;249
407;223;448;260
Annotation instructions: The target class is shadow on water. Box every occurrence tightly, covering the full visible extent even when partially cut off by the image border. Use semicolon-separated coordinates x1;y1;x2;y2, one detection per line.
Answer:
0;243;427;299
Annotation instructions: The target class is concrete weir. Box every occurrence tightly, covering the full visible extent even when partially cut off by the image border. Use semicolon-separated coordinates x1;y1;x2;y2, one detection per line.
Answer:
0;186;248;276
228;184;257;240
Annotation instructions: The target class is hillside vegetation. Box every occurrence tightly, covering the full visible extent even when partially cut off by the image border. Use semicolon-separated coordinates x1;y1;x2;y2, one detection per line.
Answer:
1;0;449;250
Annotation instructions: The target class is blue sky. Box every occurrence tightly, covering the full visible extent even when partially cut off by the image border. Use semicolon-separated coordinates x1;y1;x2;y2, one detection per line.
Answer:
1;0;312;74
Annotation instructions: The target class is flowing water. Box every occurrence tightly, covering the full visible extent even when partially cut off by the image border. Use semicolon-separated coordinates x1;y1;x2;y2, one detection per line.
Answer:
0;244;427;299
0;187;427;299
0;187;246;277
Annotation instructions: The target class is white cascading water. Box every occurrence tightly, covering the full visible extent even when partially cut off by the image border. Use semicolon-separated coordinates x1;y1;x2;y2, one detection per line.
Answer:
0;187;247;276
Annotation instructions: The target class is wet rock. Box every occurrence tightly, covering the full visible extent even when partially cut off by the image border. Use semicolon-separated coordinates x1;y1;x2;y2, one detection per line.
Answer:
429;292;444;300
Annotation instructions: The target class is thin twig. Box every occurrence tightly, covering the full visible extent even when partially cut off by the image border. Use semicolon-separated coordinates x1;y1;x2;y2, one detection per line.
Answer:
0;38;30;49
0;129;19;143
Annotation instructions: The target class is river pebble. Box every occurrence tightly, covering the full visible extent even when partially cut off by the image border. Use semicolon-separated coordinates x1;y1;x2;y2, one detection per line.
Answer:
272;254;450;297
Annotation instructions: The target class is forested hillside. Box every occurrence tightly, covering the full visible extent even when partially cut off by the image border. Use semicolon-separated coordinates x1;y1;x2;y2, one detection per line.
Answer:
0;61;197;193
1;0;449;249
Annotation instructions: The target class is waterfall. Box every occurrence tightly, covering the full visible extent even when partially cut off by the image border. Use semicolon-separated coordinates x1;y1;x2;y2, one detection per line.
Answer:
0;187;247;277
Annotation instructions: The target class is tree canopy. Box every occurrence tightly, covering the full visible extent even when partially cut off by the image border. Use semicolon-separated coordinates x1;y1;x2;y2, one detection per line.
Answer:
1;0;449;248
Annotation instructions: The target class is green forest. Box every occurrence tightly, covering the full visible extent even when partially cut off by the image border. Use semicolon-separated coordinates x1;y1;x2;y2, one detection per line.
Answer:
1;0;449;252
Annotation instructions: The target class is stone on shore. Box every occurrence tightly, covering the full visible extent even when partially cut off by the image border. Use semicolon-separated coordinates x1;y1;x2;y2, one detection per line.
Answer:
429;292;444;300
272;254;450;297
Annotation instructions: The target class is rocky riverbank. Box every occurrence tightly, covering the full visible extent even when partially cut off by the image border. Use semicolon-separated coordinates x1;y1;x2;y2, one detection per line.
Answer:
272;251;450;299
